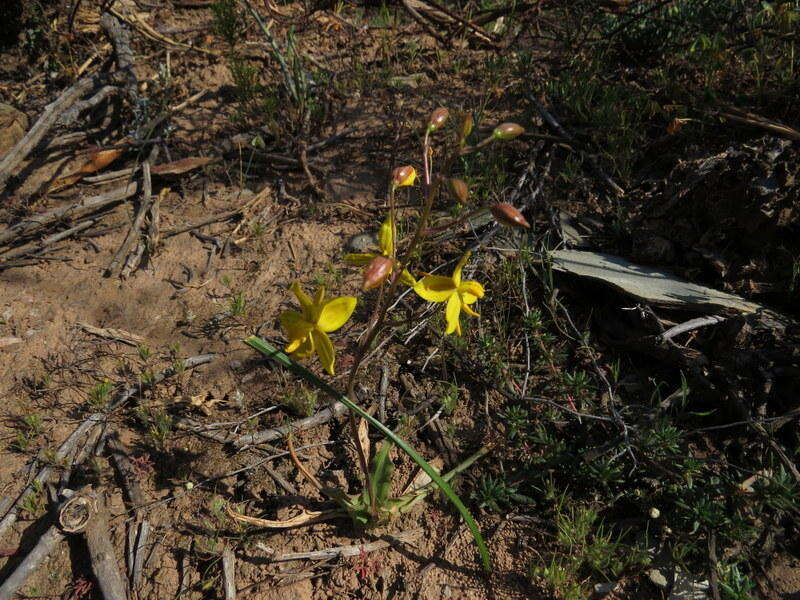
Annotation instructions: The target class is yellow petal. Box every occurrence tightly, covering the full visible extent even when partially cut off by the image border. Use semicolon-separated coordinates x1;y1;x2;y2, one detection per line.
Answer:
279;310;313;351
293;335;315;358
378;215;394;256
414;275;456;303
459;280;485;303
344;253;376;266
452;252;472;287
317;296;357;332
290;282;314;321
399;268;417;287
460;295;480;317
311;329;336;375
444;293;462;335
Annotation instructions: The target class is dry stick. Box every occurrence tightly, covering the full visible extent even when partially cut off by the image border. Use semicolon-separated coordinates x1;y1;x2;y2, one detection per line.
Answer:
233;401;348;449
409;0;498;45
528;94;625;197
84;496;129;600
0;71;124;194
0;523;64;600
146;186;164;256
106;149;158;277
264;465;297;495
121;160;158;277
0;181;139;247
136;442;332;514
107;433;150;595
58;85;120;126
657;315;727;343
400;0;448;44
130;521;151;594
287;435;323;491
162;207;249;239
222;548;237;600
0;219;97;264
265;528;422;562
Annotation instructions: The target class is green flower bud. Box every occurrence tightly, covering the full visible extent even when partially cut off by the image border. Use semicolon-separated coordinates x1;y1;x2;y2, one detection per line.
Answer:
427;107;450;133
492;122;525;141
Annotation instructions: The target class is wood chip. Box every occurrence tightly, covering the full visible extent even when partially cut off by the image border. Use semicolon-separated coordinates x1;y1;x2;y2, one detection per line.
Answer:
76;322;145;346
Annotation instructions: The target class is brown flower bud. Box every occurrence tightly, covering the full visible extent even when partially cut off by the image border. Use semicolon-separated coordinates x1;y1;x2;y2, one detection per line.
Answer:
391;165;417;188
490;203;530;229
458;112;474;142
492;122;525;141
362;256;394;291
448;178;469;204
427;107;449;133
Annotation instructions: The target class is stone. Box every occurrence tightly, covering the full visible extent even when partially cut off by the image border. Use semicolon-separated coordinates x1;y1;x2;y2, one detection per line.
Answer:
0;103;27;158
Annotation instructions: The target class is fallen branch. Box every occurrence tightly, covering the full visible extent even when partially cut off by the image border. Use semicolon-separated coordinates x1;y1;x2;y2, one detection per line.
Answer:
261;528;422;562
60;490;128;600
0;181;139;248
233;401;348;449
715;106;800;141
225;505;343;529
657;315;728;343
222;548;237;600
0;414;105;544
77;321;146;346
106;149;158;277
0;71;125;195
0;220;97;267
0;522;64;600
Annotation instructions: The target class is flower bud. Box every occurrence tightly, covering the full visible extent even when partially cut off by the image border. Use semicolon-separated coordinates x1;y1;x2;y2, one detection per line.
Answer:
490;203;530;229
448;178;469;204
458;112;474;142
427;107;449;133
362;256;394;291
391;165;417;188
492;122;525;141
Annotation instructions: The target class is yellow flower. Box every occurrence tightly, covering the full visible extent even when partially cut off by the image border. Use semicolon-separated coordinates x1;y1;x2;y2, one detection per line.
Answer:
344;215;416;287
413;252;485;335
278;282;357;375
391;165;417;188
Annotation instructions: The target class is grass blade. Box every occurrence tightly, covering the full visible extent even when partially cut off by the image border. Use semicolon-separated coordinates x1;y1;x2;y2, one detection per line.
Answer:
244;335;491;572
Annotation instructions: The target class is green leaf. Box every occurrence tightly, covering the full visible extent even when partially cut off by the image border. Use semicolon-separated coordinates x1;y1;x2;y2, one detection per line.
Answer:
244;335;491;572
370;440;395;507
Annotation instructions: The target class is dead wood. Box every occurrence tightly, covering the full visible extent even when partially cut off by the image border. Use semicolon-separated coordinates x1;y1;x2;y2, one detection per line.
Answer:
222;548;237;600
105;147;158;277
82;493;129;600
0;71;126;195
0;523;64;600
76;321;146;346
260;528;422;562
233;401;348;449
107;434;147;512
0;219;97;267
715;106;800;141
0;181;139;248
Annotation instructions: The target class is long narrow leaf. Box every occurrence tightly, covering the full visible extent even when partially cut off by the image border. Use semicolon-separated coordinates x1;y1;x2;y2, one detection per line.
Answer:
244;335;491;572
